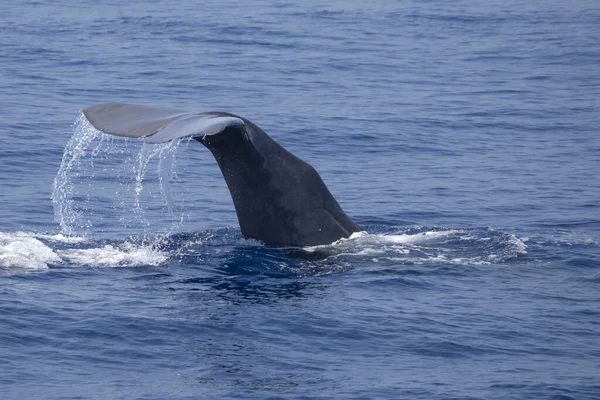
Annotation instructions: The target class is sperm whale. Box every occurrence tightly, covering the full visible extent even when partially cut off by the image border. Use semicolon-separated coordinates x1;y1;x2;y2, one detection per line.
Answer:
83;103;361;247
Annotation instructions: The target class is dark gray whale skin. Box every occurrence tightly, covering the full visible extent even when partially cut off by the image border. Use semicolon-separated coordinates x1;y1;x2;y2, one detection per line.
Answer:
196;114;361;247
82;103;361;247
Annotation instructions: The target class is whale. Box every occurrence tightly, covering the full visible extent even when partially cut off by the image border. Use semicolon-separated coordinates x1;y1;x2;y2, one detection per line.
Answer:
82;103;362;247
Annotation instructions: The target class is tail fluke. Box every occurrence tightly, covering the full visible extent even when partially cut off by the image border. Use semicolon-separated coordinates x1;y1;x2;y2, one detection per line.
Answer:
83;103;243;144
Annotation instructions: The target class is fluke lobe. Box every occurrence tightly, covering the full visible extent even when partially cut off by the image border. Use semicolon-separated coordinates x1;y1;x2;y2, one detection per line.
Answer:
83;103;362;247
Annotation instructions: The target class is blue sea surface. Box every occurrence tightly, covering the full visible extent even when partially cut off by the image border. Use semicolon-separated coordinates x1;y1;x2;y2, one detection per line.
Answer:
1;1;599;399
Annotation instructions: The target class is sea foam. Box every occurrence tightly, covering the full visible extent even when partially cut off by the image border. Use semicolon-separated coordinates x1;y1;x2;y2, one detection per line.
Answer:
0;232;60;270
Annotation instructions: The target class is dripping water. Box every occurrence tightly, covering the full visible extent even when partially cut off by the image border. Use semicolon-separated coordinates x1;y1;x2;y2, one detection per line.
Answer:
52;113;188;241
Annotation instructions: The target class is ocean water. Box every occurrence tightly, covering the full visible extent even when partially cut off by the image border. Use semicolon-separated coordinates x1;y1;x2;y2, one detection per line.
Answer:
1;0;599;399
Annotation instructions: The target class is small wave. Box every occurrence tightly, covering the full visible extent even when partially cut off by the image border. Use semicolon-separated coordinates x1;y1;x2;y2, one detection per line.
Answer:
0;232;60;270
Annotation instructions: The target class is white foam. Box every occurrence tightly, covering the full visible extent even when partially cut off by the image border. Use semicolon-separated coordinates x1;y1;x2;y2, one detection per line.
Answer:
303;231;368;251
304;229;458;252
0;232;60;270
381;230;459;244
505;234;528;255
303;228;527;265
0;231;168;270
59;242;167;267
35;233;88;244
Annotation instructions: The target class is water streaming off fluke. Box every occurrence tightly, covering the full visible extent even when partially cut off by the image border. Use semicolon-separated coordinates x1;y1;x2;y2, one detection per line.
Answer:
52;113;189;239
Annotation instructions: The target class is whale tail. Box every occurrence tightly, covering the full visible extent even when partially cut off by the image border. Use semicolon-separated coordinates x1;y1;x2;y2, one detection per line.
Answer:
82;103;361;247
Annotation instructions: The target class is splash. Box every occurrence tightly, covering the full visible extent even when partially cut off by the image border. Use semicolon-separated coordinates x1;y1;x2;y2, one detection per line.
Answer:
52;113;188;239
